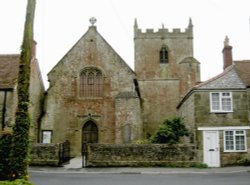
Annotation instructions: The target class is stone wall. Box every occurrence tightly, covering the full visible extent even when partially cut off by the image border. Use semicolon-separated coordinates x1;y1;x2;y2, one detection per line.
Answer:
194;91;249;126
178;90;250;166
134;21;194;81
138;80;180;136
134;20;200;137
30;143;61;166
115;92;143;143
86;144;196;167
29;58;45;143
41;26;140;156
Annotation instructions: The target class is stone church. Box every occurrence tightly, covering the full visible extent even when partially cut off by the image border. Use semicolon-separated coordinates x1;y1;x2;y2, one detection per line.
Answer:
40;18;200;156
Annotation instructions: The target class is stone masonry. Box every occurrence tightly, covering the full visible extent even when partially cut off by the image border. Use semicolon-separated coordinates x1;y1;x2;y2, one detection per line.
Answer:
134;19;200;136
41;19;200;157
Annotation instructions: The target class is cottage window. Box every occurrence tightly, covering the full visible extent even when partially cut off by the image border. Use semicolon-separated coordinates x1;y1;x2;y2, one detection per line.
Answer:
160;46;168;63
224;130;246;152
80;68;103;97
210;92;232;112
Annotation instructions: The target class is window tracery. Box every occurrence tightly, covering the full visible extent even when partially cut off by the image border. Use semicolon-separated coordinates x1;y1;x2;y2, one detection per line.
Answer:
80;68;103;97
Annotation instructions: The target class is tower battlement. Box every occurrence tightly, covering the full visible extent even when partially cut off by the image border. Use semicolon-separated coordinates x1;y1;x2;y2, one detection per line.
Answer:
137;28;187;34
134;18;193;39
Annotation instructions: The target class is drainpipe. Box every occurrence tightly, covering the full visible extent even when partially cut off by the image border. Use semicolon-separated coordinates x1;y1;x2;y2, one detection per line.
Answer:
1;90;7;130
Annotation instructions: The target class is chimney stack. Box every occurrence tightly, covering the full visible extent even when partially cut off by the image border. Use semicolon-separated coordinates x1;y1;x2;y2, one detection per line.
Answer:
222;36;233;70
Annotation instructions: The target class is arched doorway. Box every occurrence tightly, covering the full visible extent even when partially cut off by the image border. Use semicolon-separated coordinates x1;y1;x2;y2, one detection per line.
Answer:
82;121;98;143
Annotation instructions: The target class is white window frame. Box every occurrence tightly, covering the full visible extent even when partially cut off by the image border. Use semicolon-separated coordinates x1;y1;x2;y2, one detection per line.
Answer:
42;130;53;144
224;130;247;152
210;92;233;113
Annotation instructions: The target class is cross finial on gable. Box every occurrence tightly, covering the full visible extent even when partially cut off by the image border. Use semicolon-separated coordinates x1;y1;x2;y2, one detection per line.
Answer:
89;17;97;26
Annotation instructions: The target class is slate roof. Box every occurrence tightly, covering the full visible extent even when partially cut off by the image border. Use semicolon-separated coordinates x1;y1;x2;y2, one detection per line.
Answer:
0;54;19;89
177;60;250;108
195;66;245;89
195;60;250;90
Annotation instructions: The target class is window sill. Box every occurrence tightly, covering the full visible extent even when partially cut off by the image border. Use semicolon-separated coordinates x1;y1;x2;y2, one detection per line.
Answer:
210;111;233;114
223;150;247;153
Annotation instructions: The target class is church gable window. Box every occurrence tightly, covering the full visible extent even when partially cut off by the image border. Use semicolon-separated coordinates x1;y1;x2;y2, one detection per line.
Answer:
80;68;103;97
160;45;168;64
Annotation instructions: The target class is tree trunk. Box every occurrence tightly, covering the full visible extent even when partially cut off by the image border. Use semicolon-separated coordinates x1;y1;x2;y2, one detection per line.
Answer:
11;0;36;180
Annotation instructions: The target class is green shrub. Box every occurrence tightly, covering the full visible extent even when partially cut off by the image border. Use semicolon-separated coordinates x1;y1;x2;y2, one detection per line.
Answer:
0;132;13;180
133;139;150;144
235;158;250;166
150;117;189;144
191;162;208;168
0;179;34;185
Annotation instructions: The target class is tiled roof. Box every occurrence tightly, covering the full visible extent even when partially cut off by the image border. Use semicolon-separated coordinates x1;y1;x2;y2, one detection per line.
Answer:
0;54;19;89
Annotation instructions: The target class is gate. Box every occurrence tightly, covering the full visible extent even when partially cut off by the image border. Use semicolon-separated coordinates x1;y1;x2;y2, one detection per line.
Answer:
59;140;70;165
82;142;88;168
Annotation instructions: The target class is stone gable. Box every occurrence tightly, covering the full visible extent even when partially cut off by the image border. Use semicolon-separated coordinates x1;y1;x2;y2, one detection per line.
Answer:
42;25;142;156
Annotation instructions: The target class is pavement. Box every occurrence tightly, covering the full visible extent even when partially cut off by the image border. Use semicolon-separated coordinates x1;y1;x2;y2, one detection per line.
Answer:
29;157;250;174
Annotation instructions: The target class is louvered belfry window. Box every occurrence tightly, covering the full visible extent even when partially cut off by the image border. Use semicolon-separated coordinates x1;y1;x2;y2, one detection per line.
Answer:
160;46;168;63
80;68;103;97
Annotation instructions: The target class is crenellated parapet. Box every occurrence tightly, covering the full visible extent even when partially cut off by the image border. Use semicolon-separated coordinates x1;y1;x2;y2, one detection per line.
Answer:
134;18;193;39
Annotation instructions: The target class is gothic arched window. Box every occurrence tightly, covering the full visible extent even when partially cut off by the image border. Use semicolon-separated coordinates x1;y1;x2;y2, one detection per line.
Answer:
80;68;103;97
160;46;168;63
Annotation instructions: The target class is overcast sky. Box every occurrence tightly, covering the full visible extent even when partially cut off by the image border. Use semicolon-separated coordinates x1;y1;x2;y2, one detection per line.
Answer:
0;0;250;89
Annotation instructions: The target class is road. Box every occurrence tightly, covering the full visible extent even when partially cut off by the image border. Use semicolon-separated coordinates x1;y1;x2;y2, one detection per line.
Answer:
30;171;250;185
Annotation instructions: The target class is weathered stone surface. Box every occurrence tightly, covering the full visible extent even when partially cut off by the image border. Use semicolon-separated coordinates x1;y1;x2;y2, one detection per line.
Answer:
115;91;142;144
134;20;200;136
86;144;196;167
40;21;201;157
178;84;250;166
41;26;142;156
30;143;60;166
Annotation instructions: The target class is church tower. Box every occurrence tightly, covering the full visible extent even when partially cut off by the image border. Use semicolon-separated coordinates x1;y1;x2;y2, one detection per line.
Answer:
134;19;200;137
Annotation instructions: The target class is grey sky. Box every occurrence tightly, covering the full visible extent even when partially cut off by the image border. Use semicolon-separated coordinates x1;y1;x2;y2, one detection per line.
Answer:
0;0;249;88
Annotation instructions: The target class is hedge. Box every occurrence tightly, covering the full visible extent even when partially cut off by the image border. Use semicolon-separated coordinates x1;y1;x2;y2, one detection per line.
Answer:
0;132;13;180
0;179;34;185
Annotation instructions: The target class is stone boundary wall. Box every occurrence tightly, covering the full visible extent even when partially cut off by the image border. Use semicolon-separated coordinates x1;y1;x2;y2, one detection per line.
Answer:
86;144;197;167
30;143;61;166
